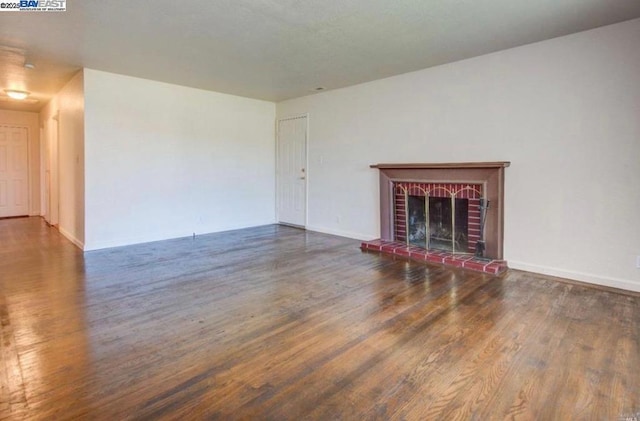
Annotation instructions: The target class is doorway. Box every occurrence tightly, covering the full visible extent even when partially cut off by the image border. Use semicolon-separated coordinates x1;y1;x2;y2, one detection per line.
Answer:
0;126;29;218
276;115;307;227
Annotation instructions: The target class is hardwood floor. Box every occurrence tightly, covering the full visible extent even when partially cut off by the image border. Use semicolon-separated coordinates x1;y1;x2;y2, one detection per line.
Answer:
1;217;638;420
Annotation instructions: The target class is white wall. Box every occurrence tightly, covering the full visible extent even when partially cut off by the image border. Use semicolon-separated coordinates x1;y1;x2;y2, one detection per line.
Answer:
40;70;86;247
0;109;40;216
83;69;276;250
277;19;640;291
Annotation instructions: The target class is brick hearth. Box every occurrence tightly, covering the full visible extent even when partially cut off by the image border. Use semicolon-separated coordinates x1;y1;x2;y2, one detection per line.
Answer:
361;239;508;275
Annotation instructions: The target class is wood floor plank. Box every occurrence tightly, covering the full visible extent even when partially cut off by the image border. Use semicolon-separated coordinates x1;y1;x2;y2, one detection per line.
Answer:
1;217;639;420
0;287;29;419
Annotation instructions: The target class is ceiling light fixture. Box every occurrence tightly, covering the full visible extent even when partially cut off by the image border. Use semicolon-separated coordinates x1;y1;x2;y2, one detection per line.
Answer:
0;96;39;104
4;89;30;100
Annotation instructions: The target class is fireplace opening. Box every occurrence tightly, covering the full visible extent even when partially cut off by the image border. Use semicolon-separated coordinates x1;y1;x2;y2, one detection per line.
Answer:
406;195;469;253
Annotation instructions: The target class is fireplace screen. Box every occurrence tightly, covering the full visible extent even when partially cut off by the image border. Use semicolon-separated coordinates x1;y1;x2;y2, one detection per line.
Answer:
407;196;427;248
407;195;469;253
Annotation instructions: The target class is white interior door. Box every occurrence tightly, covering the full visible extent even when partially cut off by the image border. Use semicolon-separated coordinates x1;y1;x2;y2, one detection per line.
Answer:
277;116;307;227
0;126;29;218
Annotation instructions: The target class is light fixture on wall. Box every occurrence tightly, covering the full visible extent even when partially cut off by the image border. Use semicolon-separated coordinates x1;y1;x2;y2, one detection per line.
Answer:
4;89;30;100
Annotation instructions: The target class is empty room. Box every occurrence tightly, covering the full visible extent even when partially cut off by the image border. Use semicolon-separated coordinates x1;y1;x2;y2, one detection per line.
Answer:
1;1;639;419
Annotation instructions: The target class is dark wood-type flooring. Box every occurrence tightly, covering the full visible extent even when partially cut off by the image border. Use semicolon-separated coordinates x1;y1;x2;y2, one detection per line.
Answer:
1;217;639;420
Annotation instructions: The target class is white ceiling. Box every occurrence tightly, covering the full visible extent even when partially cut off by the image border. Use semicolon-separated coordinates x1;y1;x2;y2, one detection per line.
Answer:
1;0;640;112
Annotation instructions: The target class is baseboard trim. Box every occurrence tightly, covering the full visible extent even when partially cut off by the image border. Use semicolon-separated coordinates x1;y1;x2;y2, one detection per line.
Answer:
58;226;85;250
304;225;377;242
304;226;640;293
83;221;278;252
508;260;640;293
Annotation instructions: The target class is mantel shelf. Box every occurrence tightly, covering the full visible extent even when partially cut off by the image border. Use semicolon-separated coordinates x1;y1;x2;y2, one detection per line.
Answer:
370;162;510;170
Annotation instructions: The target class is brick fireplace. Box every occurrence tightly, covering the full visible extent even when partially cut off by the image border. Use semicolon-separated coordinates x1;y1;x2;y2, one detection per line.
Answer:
361;162;510;274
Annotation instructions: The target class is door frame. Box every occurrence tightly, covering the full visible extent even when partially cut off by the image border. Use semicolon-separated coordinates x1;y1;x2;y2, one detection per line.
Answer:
45;112;60;226
0;124;30;218
275;113;309;227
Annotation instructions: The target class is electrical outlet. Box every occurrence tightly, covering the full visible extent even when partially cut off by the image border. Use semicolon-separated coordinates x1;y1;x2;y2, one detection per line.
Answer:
637;255;640;269
336;215;341;224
